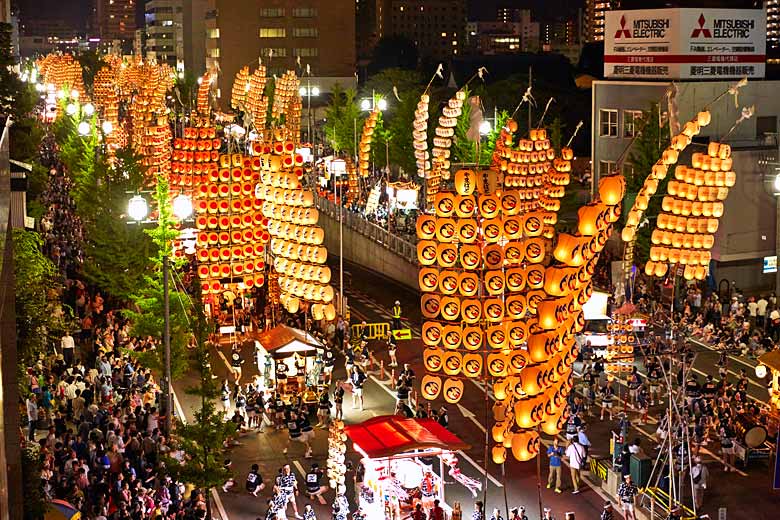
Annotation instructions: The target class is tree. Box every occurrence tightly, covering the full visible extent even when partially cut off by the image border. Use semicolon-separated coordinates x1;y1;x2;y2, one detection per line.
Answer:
12;230;70;390
52;109;153;300
323;84;363;157
626;102;669;264
369;35;418;73
361;69;423;103
164;281;236;520
123;178;191;381
76;49;104;91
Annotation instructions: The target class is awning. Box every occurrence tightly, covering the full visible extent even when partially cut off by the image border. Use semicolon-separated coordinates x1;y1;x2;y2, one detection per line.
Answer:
252;325;322;357
758;349;780;372
344;415;469;459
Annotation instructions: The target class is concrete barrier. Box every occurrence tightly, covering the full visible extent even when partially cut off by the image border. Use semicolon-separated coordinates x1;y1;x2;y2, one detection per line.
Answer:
317;203;419;290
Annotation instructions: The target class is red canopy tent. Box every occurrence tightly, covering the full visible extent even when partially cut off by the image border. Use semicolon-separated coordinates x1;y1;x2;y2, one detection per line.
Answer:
344;415;469;459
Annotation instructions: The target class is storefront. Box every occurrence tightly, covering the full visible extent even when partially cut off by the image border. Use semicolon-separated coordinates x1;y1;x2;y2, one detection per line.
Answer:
343;415;469;520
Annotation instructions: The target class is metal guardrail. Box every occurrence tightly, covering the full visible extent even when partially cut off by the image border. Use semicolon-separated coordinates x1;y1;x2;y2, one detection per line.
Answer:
315;196;417;264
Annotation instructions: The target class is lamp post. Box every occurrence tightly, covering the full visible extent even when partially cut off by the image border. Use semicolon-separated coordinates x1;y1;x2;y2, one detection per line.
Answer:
331;159;347;315
126;192;193;434
299;83;320;145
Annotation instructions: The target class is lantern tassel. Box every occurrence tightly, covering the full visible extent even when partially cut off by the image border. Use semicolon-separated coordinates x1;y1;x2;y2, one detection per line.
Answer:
565;121;584;148
721;104;755;141
536;97;555;128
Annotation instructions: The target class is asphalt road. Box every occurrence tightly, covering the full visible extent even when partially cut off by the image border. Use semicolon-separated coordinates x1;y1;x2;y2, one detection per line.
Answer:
171;258;780;520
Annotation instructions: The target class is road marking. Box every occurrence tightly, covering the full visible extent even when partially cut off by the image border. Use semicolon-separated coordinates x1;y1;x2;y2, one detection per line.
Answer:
173;388;188;425
456;450;503;488
457;403;487;433
211;488;229;520
291;460;327;504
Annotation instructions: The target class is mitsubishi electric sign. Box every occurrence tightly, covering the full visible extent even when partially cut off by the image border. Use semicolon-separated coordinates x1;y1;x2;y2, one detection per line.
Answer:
605;8;765;80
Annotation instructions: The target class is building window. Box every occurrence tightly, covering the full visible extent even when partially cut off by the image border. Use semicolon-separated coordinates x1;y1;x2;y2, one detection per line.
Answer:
623;110;643;138
292;7;317;17
260;47;287;57
259;8;285;17
208;48;219;58
292;27;318;38
622;162;634;179
599;160;616;177
207;28;220;38
757;116;778;137
293;48;319;57
599;109;618;137
259;28;286;38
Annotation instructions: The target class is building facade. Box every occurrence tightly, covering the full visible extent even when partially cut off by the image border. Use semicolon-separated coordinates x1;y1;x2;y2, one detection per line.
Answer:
144;0;184;70
205;0;356;109
92;0;137;42
768;0;780;63
584;0;616;42
591;79;780;289
386;0;466;62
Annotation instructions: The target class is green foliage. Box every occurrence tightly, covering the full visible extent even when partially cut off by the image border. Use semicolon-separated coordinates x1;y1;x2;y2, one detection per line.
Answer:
76;50;104;90
164;399;236;499
361;69;423;103
549;117;564;151
13;230;70;376
626;103;669;265
22;444;47;520
123;178;191;380
52;109;153;300
323;84;363;156
166;283;233;519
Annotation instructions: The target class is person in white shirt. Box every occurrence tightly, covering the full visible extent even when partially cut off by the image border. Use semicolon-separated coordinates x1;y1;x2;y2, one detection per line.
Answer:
565;439;587;494
691;457;709;509
747;297;758;329
61;333;76;365
757;296;768;329
26;396;38;441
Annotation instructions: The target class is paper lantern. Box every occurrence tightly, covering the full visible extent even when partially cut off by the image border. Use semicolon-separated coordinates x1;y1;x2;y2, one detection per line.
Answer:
492;445;507;464
483;298;505;322
483;245;504;269
455;195;476;217
438;271;459;295
462;326;483;350
442;325;462;349
458;272;479;296
485;270;505;295
421;375;442;400
417;241;437;265
434;193;455;216
442;378;464;404
421;294;441;318
487;353;508;377
478;195;500;218
462;353;483;378
510;428;540;461
506;268;526;292
422;322;443;346
461;299;482;324
454;169;476;195
436;218;457;242
457;219;478;243
423;348;444;373
486;324;507;349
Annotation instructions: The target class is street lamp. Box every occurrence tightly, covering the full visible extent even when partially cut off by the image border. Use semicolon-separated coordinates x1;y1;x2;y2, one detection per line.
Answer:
83;103;95;116
101;121;114;135
126;192;192;434
172;192;193;220
360;98;371;111
479;120;492;136
65;103;78;116
299;83;320;145
355;94;388;171
77;121;91;136
128;195;149;221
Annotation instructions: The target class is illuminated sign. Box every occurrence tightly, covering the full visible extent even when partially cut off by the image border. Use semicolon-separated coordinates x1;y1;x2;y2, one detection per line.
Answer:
605;8;766;80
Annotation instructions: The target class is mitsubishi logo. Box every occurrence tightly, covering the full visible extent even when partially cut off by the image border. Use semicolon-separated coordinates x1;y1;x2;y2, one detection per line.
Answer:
614;15;631;38
691;14;712;38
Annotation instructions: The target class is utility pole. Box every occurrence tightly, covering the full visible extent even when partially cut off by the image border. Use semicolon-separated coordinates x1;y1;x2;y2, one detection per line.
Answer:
163;254;172;434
